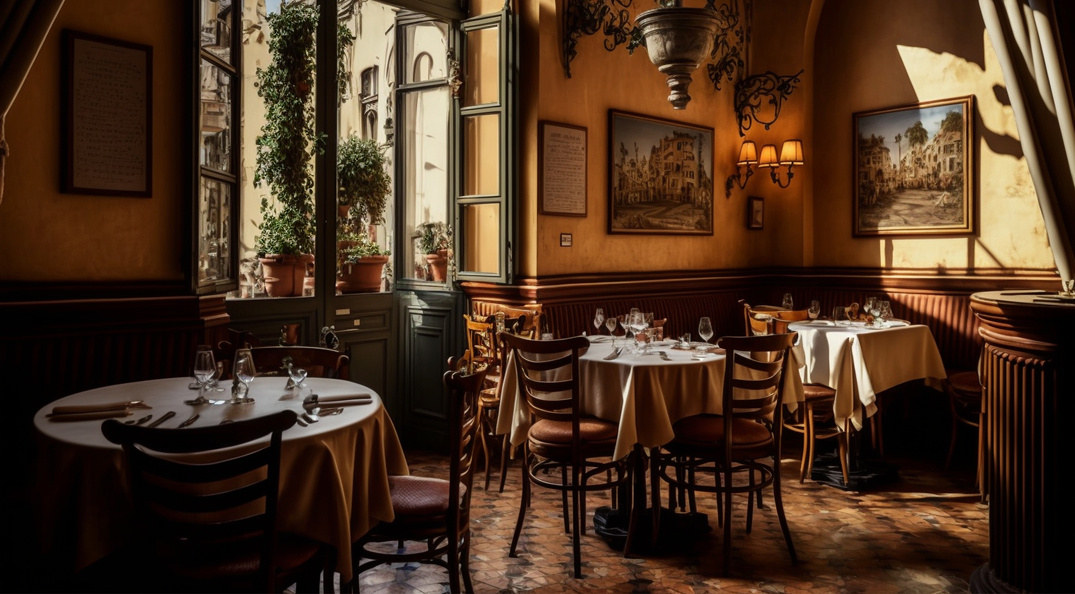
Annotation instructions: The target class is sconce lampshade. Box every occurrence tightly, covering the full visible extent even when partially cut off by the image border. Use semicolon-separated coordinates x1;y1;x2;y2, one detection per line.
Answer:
758;144;779;168
779;139;804;165
737;141;758;165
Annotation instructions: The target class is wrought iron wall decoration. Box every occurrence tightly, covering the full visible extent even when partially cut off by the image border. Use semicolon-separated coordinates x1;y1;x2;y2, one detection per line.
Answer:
561;0;636;78
733;69;803;136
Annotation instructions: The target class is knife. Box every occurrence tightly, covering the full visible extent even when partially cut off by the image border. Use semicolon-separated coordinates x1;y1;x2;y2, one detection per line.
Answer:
146;411;176;428
177;413;200;428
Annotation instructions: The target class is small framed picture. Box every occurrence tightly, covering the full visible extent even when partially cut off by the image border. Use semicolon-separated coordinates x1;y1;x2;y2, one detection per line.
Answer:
747;196;764;229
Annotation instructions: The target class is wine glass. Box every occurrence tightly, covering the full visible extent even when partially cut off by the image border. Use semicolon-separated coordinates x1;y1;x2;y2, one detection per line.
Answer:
877;300;892;326
833;306;849;326
698;316;714;346
231;348;256;405
628;310;649;352
605;315;619;347
287;364;309;398
782;293;794;310
808;300;821;320
593;308;606;335
184;346;216;405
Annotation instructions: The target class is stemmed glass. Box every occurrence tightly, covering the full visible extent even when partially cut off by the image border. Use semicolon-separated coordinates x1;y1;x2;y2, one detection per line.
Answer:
782;293;794;310
184;346;216;406
628;310;649;352
231;348;256;405
697;316;714;348
833;306;849;326
877;301;892;326
605;315;619;347
593;308;606;335
808;300;821;320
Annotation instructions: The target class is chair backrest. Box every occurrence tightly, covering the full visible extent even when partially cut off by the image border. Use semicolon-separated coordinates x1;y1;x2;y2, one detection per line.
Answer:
101;409;298;593
249;345;350;380
488;305;540;338
742;301;806;335
501;333;588;432
442;364;488;533
464;314;498;366
717;333;796;428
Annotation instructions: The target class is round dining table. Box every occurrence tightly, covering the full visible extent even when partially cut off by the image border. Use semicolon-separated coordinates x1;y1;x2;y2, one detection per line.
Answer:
33;376;409;584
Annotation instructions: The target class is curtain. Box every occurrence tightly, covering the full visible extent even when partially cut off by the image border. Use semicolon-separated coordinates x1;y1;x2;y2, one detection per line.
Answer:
980;0;1075;291
0;0;65;204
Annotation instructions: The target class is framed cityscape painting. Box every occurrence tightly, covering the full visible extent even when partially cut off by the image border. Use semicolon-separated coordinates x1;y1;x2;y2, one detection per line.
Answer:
608;110;714;235
852;96;975;236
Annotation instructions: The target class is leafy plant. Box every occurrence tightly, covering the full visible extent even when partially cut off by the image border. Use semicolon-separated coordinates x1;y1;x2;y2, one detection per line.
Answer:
252;2;319;257
417;221;451;255
341;236;391;264
337;135;390;225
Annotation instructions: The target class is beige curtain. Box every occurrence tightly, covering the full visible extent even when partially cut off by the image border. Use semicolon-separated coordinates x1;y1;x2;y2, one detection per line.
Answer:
980;0;1075;290
0;0;65;204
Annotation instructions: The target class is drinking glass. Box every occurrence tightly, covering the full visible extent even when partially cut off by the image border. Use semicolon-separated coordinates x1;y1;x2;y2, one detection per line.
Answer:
878;301;892;326
782;293;794;310
605;316;619;347
184;346;216;405
698;316;714;345
287;364;309;399
832;306;848;326
628;310;649;352
593;308;606;335
231;348;256;404
808;300;821;320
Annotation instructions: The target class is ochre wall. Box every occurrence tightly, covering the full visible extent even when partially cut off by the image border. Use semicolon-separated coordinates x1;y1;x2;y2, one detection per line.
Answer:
811;0;1053;272
0;0;186;282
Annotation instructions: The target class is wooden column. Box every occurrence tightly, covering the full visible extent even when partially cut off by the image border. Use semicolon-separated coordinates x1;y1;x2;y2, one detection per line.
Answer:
970;291;1074;593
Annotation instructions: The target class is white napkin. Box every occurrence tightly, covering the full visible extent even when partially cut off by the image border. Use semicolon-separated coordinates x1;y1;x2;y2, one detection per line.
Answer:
586;335;613;343
48;409;134;421
51;401;137;416
315;393;373;404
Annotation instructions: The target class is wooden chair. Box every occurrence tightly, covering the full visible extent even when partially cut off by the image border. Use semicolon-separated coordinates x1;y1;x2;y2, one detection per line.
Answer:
352;362;487;593
945;369;985;501
249;345;350;380
651;333;798;575
97;410;329;593
501;333;632;578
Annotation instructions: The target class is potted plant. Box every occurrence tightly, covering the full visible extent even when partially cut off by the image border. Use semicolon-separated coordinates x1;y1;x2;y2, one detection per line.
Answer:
417;221;451;282
251;2;319;297
336;135;392;293
336;236;391;293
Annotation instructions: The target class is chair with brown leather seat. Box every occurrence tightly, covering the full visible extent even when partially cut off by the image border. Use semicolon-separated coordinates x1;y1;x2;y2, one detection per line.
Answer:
352;361;487;593
501;332;632;579
651;333;798;575
98;410;329;593
945;369;985;501
250;345;350;380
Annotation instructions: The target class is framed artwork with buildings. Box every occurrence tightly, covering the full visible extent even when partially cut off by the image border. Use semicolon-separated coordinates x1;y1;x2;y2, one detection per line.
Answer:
608;110;714;235
852;96;974;236
61;30;153;197
747;196;764;229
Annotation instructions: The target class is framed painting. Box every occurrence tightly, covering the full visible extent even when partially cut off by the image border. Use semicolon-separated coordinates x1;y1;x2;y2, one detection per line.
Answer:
853;96;974;236
608;110;714;235
747;196;764;229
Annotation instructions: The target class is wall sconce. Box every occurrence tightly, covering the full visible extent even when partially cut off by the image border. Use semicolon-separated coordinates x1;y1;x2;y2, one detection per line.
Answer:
724;140;757;197
758;140;803;187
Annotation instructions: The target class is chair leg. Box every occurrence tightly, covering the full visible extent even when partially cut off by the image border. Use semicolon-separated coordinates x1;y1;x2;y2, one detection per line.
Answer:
977;410;986;502
509;452;531;557
722;466;733;576
836;431;849;486
498;434;511;493
571;466;583;578
560;465;570;534
772;456;798;565
801;410;815;482
448;542;461;594
461;536;475;594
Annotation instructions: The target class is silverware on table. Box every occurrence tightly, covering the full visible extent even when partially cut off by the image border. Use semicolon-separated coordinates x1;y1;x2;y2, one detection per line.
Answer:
146;411;176;428
603;347;623;361
176;413;200;428
125;414;153;425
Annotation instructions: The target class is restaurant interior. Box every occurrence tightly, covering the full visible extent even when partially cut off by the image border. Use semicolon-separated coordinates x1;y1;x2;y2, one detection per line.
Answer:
1;0;1073;592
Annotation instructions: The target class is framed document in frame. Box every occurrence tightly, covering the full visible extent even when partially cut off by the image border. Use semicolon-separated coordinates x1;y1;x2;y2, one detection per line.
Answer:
539;121;587;217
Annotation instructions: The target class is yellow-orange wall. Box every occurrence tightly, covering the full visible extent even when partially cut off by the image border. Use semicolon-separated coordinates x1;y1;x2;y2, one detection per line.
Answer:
1;0;186;282
0;0;1056;285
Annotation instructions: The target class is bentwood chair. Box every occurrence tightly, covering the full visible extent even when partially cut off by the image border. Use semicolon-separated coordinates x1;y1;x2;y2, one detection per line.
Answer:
501;333;632;578
945;369;985;501
352;362;487;593
652;333;798;575
97;410;329;593
250;345;350;380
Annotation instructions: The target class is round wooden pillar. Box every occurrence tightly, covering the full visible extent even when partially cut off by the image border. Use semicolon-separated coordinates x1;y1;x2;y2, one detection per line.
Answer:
970;291;1075;593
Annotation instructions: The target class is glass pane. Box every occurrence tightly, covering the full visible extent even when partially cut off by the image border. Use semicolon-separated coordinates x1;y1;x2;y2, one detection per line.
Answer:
200;60;232;172
463;114;499;196
404;22;449;84
201;0;233;63
402;86;450;280
199;177;232;285
464;26;498;107
461;202;500;275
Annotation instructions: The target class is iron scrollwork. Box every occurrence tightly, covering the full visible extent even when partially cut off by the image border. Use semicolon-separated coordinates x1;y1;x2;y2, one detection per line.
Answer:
562;0;636;78
733;69;803;137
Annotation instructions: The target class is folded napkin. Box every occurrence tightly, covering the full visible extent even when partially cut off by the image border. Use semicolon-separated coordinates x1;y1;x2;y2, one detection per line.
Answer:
315;394;373;404
48;409;133;422
51;401;140;416
586;335;613;343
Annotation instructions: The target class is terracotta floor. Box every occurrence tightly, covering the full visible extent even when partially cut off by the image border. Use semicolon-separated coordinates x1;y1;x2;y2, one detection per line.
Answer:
344;423;988;594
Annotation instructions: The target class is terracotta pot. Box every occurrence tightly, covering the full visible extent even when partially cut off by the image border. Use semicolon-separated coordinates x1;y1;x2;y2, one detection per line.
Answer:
337;255;388;293
425;250;448;282
338;205;352;219
259;255;296;297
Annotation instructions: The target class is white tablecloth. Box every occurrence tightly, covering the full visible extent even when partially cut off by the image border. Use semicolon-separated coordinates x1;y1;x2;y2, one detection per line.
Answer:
787;320;948;431
497;338;805;461
33;377;408;583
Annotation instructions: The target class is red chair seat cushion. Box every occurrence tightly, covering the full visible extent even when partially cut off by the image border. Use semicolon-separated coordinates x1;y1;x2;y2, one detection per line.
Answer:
671;414;773;450
528;417;619;459
388;475;461;520
948;370;982;396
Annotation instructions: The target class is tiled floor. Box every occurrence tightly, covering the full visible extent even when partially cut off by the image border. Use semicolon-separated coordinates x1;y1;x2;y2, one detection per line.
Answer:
347;426;988;594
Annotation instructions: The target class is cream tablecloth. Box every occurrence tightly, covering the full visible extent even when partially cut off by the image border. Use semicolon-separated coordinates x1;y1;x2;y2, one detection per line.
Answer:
33;376;408;583
787;320;948;431
497;338;805;461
